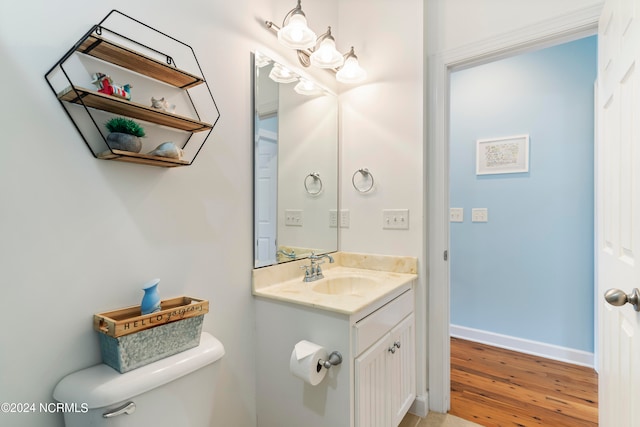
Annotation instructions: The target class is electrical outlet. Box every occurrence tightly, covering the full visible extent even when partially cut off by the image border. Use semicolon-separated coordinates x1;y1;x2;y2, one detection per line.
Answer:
285;209;303;226
471;208;488;222
329;210;338;228
382;209;409;230
340;209;350;228
450;208;464;222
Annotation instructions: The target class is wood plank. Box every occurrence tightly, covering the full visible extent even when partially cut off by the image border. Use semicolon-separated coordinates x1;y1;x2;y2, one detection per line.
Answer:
98;149;190;167
451;345;598;399
450;337;598;427
451;369;597;424
58;86;212;132
94;296;209;337
78;34;203;89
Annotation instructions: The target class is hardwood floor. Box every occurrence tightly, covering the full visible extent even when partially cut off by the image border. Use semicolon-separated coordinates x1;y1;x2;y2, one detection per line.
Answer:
450;338;598;427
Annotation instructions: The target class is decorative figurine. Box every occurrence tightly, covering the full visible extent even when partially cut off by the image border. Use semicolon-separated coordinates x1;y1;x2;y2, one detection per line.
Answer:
91;73;132;100
141;278;161;315
150;97;176;113
104;117;145;153
147;142;184;159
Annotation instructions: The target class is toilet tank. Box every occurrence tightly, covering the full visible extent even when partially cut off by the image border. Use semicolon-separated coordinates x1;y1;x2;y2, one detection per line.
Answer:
53;332;224;427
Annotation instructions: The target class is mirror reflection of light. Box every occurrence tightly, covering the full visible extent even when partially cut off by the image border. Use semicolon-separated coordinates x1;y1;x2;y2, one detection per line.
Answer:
269;63;298;84
254;52;271;68
294;79;324;96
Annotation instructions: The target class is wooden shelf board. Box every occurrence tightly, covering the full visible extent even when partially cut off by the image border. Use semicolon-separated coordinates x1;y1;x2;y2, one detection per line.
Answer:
78;34;204;89
58;86;212;133
98;149;190;167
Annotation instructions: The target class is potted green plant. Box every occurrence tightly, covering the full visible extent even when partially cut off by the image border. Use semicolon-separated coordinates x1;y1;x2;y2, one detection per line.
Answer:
105;117;146;153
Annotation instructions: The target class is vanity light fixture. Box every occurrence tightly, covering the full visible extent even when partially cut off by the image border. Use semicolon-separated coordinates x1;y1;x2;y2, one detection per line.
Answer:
310;27;343;69
277;0;316;50
265;0;366;84
336;47;367;84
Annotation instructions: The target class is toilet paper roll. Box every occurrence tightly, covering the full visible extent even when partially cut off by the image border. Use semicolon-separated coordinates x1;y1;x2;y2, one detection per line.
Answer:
289;340;328;386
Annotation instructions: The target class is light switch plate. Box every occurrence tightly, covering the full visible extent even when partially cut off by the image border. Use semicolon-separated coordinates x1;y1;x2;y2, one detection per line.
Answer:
383;209;409;229
450;208;464;222
285;209;303;226
471;208;488;222
329;209;338;228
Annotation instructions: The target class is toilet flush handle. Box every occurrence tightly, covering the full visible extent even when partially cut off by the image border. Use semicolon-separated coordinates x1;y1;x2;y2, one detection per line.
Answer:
103;401;136;418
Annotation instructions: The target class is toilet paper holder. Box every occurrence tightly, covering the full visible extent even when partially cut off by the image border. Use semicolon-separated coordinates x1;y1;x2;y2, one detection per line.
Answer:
317;351;343;371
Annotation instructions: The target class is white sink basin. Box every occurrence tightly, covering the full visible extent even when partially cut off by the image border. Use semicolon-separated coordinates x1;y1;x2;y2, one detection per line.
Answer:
253;264;417;314
311;275;383;296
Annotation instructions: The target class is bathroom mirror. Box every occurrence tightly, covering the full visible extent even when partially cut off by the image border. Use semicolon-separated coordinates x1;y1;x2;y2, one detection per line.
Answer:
253;51;338;268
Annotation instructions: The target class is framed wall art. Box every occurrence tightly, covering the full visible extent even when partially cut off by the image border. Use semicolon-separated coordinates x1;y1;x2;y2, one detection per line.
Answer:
476;134;529;175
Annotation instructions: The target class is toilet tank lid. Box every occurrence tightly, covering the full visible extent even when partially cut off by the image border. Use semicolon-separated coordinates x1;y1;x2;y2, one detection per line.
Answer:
53;332;224;409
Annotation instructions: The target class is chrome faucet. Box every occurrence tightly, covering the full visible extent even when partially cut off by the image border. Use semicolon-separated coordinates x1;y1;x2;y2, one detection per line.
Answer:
300;253;335;282
277;249;296;260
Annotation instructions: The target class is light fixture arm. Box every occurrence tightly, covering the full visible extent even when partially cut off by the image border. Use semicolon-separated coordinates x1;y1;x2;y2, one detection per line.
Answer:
315;27;334;47
342;46;358;64
281;0;304;28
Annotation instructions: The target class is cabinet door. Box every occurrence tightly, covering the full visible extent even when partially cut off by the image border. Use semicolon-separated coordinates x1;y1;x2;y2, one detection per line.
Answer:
389;314;416;426
355;333;389;427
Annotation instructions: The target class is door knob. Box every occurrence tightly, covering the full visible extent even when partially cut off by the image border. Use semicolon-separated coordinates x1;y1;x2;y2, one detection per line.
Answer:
604;288;640;312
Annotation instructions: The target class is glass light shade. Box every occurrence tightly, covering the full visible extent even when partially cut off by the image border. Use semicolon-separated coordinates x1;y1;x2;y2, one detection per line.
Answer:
294;79;324;96
336;55;366;84
278;13;316;50
310;37;344;69
269;63;298;83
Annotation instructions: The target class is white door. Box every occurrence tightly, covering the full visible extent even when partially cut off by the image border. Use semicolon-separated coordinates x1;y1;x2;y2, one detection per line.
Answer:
597;0;640;425
255;129;278;267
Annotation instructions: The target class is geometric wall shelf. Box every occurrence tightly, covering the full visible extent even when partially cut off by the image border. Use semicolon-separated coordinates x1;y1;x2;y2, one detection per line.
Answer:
45;10;220;167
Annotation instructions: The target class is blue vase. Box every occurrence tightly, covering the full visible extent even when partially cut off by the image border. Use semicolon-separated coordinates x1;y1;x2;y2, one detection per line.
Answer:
141;278;161;315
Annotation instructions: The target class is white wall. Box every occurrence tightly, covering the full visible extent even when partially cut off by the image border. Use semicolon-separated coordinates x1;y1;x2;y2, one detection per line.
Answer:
0;1;336;426
425;0;604;54
338;0;426;408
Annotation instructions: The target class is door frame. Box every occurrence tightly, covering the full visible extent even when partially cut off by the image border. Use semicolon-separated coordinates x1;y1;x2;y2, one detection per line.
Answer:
426;4;602;412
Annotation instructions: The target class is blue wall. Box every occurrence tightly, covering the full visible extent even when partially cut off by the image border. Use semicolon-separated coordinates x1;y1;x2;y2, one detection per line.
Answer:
450;36;597;352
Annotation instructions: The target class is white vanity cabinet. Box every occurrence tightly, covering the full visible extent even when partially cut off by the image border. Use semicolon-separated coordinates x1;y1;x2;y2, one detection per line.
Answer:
254;280;416;427
354;290;415;427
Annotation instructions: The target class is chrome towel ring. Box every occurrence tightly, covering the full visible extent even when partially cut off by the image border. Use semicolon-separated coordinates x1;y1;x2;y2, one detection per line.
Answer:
304;172;323;195
352;168;374;193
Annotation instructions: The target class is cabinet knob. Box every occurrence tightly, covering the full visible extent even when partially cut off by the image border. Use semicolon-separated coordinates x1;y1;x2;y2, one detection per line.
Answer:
388;346;396;354
394;341;401;349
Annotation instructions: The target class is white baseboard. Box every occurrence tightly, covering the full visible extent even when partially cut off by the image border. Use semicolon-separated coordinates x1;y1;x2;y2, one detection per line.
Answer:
409;393;429;418
450;324;594;368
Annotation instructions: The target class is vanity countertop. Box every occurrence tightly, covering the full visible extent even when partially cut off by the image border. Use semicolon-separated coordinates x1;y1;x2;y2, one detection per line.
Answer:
252;252;418;314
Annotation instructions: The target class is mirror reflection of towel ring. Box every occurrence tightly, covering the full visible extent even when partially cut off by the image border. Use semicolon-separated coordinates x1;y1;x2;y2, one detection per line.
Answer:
352;168;374;193
304;172;323;195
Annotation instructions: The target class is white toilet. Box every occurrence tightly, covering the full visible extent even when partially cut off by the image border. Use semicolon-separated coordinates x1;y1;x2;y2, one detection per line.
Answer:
53;332;224;426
